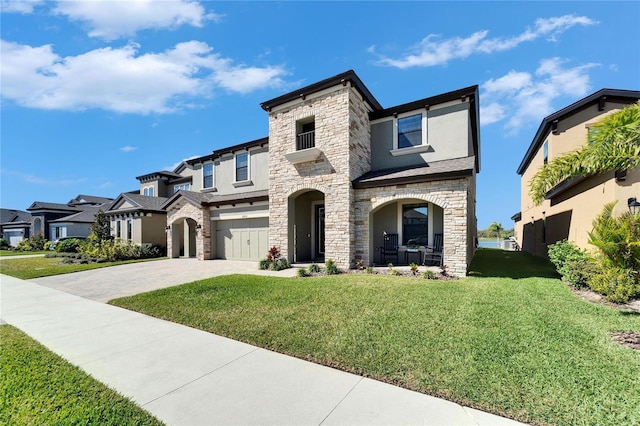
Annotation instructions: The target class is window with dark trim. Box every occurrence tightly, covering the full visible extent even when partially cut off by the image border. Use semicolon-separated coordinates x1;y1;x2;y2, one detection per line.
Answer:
116;221;121;238
543;141;548;165
398;114;422;149
127;219;132;240
203;163;214;188
402;203;428;245
235;152;249;182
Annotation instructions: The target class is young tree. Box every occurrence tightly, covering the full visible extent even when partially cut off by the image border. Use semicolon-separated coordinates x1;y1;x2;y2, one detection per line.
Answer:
90;210;112;242
529;101;640;205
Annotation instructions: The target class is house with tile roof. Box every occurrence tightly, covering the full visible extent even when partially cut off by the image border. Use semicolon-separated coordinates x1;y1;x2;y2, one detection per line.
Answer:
132;70;480;276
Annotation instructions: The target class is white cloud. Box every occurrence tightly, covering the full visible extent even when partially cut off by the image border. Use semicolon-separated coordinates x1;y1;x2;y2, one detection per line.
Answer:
372;15;597;68
120;146;138;153
481;58;598;133
0;40;288;114
0;0;43;14
53;0;221;41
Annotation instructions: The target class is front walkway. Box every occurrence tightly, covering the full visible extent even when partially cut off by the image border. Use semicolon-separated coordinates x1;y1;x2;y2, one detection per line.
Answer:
1;264;527;425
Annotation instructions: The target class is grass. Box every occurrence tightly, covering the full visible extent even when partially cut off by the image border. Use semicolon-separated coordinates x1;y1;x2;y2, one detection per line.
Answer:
0;325;163;425
0;250;48;257
0;256;166;279
110;249;640;426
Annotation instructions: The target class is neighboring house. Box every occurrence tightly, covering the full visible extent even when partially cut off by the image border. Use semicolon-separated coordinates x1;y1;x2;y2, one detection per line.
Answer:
27;194;113;241
0;208;32;246
104;192;169;247
155;70;480;277
513;89;640;257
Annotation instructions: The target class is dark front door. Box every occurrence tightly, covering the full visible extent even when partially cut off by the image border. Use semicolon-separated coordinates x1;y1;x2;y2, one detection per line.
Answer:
315;204;325;256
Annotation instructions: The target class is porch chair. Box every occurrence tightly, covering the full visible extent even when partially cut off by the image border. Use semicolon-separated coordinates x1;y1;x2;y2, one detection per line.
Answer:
423;233;443;266
380;233;399;264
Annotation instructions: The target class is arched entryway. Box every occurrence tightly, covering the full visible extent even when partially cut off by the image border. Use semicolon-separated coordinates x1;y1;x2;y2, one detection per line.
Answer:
369;198;444;265
288;189;325;263
170;217;197;258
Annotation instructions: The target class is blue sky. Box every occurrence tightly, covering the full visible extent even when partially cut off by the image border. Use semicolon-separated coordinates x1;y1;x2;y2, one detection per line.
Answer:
1;1;639;229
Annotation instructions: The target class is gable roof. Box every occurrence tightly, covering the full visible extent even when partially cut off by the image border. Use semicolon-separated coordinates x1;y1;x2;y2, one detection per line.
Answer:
67;194;113;206
161;189;269;210
50;205;110;224
0;208;31;224
106;193;168;213
27;201;81;213
260;70;383;112
517;88;640;175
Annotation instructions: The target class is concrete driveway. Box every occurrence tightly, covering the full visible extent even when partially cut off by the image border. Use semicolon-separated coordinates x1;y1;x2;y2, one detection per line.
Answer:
30;258;298;303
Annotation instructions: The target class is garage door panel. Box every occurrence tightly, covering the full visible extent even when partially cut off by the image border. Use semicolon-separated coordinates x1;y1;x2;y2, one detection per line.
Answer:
215;218;268;261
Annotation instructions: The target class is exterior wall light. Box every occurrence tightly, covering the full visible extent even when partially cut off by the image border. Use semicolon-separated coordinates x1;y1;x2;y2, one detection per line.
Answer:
165;225;171;231
628;197;640;215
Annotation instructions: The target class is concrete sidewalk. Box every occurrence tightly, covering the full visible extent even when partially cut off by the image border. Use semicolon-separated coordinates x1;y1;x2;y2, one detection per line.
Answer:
1;275;527;425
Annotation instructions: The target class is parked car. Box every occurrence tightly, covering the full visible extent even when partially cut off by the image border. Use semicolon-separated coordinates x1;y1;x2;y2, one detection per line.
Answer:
50;236;88;250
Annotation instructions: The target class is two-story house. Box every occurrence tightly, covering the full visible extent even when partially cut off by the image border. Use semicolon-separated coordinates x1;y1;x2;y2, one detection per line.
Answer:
154;70;480;277
513;89;640;257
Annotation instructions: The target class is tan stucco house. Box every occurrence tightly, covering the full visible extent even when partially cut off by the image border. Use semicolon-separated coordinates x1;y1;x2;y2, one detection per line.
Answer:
114;70;481;276
513;89;640;257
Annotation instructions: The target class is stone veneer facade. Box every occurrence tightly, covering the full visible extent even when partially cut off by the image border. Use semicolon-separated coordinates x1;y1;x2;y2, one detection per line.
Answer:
268;83;372;268
354;177;474;277
166;199;211;261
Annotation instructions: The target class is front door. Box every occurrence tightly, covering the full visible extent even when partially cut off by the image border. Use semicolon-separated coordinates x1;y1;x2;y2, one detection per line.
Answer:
315;204;325;256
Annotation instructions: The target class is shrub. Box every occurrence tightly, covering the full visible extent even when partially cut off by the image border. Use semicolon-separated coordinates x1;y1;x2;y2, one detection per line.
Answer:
0;239;9;249
355;260;365;270
309;263;322;273
325;258;340;275
422;270;437;280
547;240;596;287
588;203;640;271
589;267;640;303
15;233;47;251
297;268;310;277
56;238;82;253
77;238;163;262
390;269;402;276
258;246;291;271
409;262;419;276
366;266;374;274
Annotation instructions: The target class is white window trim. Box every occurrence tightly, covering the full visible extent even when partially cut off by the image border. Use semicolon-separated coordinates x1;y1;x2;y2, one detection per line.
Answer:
202;162;215;190
390;111;430;156
142;186;154;196
173;183;191;193
233;151;252;187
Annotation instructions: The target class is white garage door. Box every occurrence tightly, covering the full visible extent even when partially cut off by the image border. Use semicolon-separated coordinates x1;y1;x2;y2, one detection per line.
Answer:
216;218;269;261
4;231;24;247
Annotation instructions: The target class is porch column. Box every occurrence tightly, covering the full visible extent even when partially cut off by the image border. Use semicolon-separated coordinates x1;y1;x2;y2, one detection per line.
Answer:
183;218;191;258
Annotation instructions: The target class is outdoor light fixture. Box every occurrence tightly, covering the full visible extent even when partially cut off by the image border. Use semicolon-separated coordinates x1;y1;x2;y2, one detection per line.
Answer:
196;224;202;230
628;197;640;215
165;225;171;231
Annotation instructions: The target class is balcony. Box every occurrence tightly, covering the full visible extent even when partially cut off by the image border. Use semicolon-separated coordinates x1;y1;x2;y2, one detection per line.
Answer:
297;130;315;150
285;130;322;165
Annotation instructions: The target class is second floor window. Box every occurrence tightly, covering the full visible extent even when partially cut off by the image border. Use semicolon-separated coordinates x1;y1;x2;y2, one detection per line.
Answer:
203;163;214;188
143;186;154;196
543;141;548;165
398;114;423;149
174;183;190;193
235;152;249;182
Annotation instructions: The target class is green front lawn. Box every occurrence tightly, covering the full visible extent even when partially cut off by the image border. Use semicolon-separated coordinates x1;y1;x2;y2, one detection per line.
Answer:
0;325;163;425
111;249;640;426
0;256;166;279
0;250;48;257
